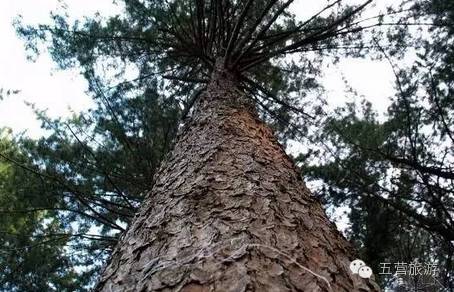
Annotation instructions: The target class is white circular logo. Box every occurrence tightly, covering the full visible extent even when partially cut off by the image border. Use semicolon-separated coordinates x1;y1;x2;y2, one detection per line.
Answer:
349;259;365;274
358;266;373;279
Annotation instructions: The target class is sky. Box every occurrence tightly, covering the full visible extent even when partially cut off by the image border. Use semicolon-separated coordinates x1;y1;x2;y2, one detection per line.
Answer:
0;0;397;138
0;0;398;230
0;0;122;138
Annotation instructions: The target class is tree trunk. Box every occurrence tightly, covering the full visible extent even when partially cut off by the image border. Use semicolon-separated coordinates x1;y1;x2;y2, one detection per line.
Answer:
95;60;381;292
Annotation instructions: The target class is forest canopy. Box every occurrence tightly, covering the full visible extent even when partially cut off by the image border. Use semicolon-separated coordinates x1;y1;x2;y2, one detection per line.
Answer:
0;0;453;291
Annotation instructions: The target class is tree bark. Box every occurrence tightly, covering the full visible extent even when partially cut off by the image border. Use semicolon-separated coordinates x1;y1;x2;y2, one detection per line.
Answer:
96;60;381;292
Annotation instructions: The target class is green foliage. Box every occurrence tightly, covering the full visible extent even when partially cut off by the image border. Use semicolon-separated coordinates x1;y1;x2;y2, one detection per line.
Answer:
7;0;454;290
301;1;454;289
302;98;453;289
0;130;85;291
0;78;180;288
15;0;377;142
7;0;378;287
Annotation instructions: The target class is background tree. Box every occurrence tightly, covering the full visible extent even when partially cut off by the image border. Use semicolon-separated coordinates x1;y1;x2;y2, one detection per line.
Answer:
0;82;179;290
0;129;84;291
300;0;454;290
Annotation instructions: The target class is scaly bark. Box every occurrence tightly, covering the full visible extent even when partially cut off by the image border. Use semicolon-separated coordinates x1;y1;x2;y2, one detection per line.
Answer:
96;61;381;292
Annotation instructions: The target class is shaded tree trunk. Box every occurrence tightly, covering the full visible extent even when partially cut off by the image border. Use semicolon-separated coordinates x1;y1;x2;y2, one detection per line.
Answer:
96;60;381;292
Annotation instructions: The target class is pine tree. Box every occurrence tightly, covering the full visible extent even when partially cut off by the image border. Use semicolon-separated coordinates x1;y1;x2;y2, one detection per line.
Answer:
16;0;385;290
95;57;382;290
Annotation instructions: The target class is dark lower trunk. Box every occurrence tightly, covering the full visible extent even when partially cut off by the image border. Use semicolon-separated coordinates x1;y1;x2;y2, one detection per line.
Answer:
95;62;381;291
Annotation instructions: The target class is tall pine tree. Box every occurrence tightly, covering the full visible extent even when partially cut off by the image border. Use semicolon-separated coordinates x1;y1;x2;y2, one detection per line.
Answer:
15;0;389;290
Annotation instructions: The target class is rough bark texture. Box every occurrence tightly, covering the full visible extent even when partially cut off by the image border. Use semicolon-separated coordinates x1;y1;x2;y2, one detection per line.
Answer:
96;62;381;292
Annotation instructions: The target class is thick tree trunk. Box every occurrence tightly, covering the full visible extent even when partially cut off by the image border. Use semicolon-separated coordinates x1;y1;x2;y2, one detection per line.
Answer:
96;61;381;292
